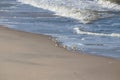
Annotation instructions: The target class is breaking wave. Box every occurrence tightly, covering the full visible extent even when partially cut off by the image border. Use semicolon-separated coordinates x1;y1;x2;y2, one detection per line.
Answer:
98;0;120;11
17;0;120;24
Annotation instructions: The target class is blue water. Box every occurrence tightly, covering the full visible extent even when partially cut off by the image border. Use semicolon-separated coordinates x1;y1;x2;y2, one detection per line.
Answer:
0;0;120;59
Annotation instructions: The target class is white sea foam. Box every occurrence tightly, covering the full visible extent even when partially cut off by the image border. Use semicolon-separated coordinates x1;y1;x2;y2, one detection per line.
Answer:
98;0;120;11
17;0;120;24
73;27;120;37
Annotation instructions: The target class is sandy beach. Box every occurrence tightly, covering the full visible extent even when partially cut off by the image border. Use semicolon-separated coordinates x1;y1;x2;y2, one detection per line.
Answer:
0;26;120;80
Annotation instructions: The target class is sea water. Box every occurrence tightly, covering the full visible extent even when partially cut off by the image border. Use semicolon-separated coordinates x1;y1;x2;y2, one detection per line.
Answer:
0;0;120;59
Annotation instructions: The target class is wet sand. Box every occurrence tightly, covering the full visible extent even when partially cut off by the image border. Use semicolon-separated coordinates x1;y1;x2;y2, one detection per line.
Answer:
0;26;120;80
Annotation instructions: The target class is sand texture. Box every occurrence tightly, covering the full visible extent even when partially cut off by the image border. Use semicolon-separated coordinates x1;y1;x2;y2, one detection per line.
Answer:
0;26;120;80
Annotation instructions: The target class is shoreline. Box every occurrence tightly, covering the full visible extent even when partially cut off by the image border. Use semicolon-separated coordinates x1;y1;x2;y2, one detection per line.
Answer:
0;25;120;80
3;25;120;60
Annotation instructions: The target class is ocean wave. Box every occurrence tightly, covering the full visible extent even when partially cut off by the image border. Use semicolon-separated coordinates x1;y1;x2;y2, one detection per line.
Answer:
98;0;120;11
18;0;120;24
73;27;120;37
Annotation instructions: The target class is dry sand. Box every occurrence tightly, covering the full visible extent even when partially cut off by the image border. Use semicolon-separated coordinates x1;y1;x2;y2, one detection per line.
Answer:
0;26;120;80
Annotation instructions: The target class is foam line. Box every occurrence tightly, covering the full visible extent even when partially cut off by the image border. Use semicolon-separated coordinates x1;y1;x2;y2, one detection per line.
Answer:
74;27;120;37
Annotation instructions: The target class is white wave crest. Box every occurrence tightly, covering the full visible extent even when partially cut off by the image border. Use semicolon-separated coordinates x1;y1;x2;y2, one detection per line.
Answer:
17;0;116;24
18;0;120;23
98;0;120;11
73;27;120;37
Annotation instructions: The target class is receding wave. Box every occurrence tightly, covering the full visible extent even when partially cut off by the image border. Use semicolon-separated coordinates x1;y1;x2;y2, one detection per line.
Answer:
17;0;120;24
73;27;120;37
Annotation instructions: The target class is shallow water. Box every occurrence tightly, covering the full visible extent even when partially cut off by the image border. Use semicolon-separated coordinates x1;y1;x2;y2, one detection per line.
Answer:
0;0;120;59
